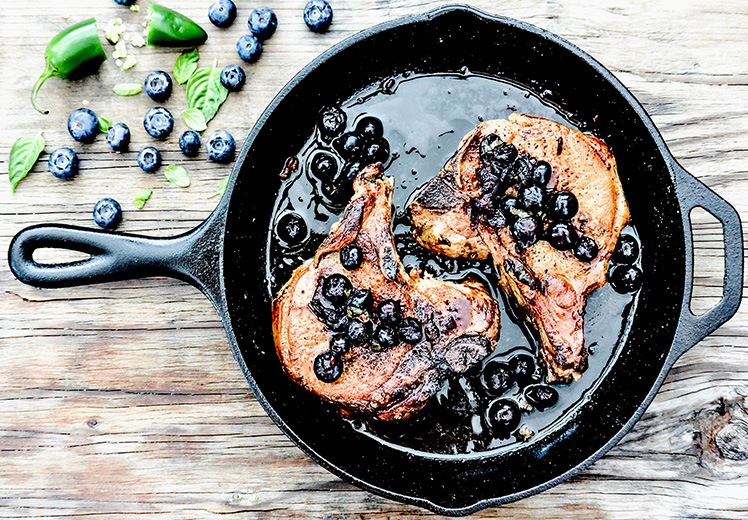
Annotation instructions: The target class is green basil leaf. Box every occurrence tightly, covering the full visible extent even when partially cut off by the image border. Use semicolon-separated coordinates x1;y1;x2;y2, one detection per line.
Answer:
174;48;199;84
207;176;229;199
164;165;190;188
9;132;45;193
133;189;153;209
99;116;113;133
113;83;143;96
186;59;228;124
183;108;207;132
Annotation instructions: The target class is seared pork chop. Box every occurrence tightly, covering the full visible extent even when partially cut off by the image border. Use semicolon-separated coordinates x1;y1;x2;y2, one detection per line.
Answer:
410;114;629;382
273;164;500;421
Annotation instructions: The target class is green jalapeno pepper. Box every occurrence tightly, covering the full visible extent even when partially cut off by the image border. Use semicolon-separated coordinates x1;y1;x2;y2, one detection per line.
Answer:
31;18;107;115
147;4;208;47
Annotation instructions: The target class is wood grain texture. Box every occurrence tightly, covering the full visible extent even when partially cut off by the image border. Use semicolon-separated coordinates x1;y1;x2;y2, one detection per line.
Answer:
1;0;747;518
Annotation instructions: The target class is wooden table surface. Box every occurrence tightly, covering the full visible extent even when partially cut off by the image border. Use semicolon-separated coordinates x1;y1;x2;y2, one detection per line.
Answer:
2;0;747;518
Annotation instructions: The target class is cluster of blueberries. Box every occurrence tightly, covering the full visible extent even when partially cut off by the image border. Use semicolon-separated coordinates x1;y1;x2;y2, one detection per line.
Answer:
608;235;642;293
473;134;599;262
308;245;424;383
478;354;559;437
48;68;239;229
207;1;334;63
309;108;391;205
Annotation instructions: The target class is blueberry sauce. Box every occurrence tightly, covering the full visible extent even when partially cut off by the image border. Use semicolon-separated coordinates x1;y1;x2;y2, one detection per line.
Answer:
266;71;641;455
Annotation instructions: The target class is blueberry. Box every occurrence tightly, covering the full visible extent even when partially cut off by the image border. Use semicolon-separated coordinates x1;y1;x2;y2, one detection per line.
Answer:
67;108;99;144
179;130;201;157
143;107;174;139
346;320;371;346
363;139;389;164
531;161;552;186
486;399;521;437
340;243;363;270
248;7;278;40
609;265;642;294
518;185;545;213
547;221;578;251
323;274;352;305
524;385;559;410
377;299;402;326
479;167;500;194
310;152;338;180
208;0;237;28
113;0;136;5
511;216;540;249
237;35;262;63
137;147;161;173
355;116;383;141
206;130;236;163
372;324;397;351
613;235;640;265
574;235;599;262
220;64;246;92
513;156;532;186
303;0;333;33
144;71;173;102
318;106;346;139
346;288;373;317
509;354;536;387
501;196;521;222
276;212;307;245
480;135;518;167
482;361;514;395
313;350;343;382
333;132;364;159
397;317;423;345
106;123;130;152
549;191;578;220
321;178;353;204
48;148;79;180
339;161;363;183
473;192;498;215
485;208;508;230
329;333;350;356
93;198;122;229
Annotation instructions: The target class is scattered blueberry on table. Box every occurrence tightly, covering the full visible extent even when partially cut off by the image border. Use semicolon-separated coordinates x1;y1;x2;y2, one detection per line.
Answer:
208;0;237;28
144;71;173;102
106;123;130;152
113;0;136;5
48;148;79;180
303;0;333;33
93;198;122;229
248;7;278;40
220;64;246;92
179;130;202;157
137;147;162;173
67;108;99;144
206;130;236;162
143;107;174;139
236;34;262;63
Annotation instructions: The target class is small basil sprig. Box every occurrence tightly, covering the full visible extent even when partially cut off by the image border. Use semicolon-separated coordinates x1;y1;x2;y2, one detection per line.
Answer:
208;176;229;199
8;132;45;193
186;59;228;125
164;165;190;188
133;189;153;209
99;116;113;133
183;108;207;132
113;83;142;96
174;48;199;84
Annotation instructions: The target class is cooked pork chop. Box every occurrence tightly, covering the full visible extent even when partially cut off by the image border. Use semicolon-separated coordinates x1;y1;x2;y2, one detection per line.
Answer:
410;114;629;382
273;164;500;421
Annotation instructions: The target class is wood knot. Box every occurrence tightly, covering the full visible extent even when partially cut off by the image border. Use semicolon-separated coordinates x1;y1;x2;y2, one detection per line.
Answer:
87;417;101;429
715;421;748;461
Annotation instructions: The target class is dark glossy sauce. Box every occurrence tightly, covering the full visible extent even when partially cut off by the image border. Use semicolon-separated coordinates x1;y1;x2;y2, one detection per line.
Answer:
266;72;640;455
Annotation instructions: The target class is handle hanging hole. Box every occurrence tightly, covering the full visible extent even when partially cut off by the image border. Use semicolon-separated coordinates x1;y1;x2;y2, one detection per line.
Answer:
32;248;92;265
689;206;725;317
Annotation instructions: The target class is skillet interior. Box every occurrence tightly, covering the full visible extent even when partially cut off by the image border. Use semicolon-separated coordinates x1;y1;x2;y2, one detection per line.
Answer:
222;6;685;513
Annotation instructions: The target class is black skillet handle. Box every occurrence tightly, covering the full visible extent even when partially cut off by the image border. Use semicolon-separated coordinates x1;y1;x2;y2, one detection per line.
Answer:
669;159;744;360
8;209;226;310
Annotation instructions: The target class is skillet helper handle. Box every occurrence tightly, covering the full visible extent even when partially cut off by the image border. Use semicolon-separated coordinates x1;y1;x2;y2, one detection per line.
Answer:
670;159;744;358
8;222;222;300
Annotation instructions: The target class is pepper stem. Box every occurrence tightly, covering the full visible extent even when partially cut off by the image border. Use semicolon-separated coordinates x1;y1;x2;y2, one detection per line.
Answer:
31;64;56;115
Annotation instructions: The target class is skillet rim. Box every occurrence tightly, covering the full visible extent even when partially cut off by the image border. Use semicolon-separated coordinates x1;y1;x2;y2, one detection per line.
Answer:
216;3;699;515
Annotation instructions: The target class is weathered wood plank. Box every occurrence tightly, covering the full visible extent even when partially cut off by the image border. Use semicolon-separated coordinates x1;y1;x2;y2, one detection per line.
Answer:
1;0;748;518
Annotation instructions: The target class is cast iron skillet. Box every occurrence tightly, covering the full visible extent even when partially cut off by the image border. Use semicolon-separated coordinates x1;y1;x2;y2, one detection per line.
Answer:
8;5;744;515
